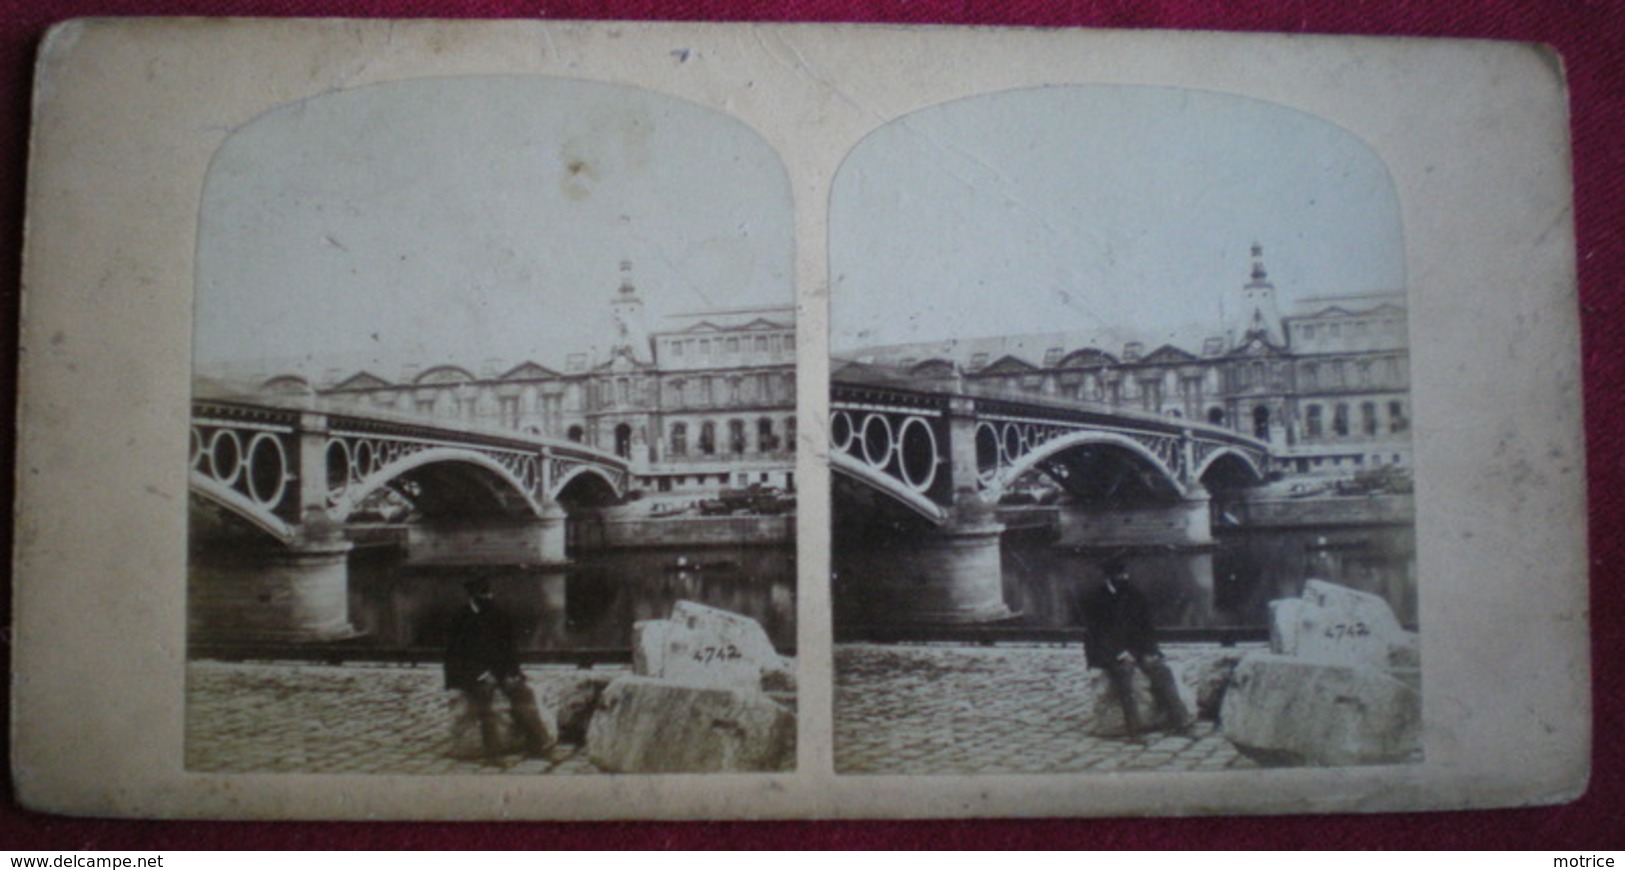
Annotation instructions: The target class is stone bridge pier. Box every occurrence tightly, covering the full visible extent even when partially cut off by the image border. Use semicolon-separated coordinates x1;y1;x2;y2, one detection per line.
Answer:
405;502;570;567
892;501;1012;623
1053;485;1215;549
192;412;359;644
862;396;1014;624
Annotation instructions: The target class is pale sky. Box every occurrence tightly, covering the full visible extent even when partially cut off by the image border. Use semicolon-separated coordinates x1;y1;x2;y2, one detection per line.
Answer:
830;85;1406;352
195;76;793;381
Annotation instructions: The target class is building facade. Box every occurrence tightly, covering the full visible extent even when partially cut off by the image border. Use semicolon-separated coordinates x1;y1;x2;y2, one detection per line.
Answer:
841;246;1411;478
260;268;797;498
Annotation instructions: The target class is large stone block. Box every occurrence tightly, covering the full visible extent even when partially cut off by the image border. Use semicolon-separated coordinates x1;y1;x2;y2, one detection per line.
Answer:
1272;580;1415;670
634;601;791;693
1220;653;1421;766
1086;660;1199;737
672;600;783;665
586;676;795;773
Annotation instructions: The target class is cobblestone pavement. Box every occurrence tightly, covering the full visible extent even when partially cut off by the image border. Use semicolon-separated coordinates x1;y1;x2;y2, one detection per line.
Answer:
190;644;1254;776
834;644;1258;774
186;661;627;775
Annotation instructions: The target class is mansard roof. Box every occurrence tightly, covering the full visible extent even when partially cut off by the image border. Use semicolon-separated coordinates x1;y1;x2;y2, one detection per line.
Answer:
672;316;790;334
845;326;1224;373
414;365;477;386
1139;344;1200;365
662;305;796;336
978;354;1041;375
908;358;959;378
330;371;391;391
1294;301;1408;318
831;359;886;381
498;361;562;381
1055;348;1119;368
1297;305;1357;318
261;374;316;393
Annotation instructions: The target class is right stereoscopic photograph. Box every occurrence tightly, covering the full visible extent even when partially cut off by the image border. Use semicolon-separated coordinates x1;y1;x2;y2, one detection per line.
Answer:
829;85;1419;774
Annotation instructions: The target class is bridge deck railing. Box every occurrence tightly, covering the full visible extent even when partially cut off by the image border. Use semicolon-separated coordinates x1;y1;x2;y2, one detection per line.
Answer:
194;396;629;467
830;374;1269;452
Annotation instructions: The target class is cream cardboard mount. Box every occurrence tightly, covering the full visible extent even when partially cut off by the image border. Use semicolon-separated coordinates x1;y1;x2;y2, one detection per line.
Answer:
12;18;1587;819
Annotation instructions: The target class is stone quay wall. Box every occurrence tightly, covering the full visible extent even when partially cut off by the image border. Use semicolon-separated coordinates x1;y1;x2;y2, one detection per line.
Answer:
586;515;795;550
1239;494;1414;528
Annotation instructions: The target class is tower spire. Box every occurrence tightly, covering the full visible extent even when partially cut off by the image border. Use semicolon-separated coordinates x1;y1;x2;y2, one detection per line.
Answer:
1248;243;1270;286
607;259;650;365
1227;242;1284;349
618;258;636;295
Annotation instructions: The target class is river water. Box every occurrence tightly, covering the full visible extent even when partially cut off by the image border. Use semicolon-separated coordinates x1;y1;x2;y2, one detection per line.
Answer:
834;523;1417;630
344;545;797;655
209;523;1409;655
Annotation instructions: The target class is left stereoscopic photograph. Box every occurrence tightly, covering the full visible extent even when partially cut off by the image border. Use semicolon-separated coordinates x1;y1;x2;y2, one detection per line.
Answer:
185;76;798;774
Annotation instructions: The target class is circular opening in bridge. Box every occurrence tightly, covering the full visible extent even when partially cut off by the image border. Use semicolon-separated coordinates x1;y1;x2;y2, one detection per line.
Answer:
1001;423;1023;464
975;422;1000;480
897;417;938;492
352;440;375;477
207;430;243;486
245;433;288;508
860;414;893;468
189;427;204;471
325;439;351;495
829;411;854;454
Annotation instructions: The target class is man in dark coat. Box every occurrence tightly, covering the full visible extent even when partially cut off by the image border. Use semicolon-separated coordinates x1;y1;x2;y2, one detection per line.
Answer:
1076;558;1193;738
445;576;552;764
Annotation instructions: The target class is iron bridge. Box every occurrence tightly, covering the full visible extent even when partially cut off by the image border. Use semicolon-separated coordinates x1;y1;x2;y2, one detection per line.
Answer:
189;398;631;543
830;377;1271;525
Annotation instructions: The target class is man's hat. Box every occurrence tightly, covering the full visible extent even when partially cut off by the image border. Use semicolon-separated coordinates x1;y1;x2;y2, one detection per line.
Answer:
464;575;495;596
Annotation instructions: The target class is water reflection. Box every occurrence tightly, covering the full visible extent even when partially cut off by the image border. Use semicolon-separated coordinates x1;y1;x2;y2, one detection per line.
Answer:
346;545;796;654
835;525;1416;629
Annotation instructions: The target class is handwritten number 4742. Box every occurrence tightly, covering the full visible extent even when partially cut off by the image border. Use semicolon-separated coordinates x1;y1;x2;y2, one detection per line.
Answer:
1323;622;1371;641
692;643;744;664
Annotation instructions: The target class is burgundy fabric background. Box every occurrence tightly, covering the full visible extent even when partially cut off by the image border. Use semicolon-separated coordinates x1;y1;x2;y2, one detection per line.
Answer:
0;0;1619;850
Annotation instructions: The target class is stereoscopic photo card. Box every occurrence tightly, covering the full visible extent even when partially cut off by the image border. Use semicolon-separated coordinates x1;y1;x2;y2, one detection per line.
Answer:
12;18;1586;818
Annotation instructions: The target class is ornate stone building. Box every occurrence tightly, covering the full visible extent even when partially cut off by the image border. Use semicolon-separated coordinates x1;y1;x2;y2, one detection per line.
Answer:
842;246;1411;478
263;266;797;498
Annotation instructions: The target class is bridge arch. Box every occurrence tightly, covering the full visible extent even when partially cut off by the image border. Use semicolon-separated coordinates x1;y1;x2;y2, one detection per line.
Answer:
189;477;298;544
988;430;1186;503
551;464;623;507
829;451;950;526
1192;446;1266;490
332;446;544;521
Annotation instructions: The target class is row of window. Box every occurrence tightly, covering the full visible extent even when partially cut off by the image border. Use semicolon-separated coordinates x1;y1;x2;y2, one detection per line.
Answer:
1300;356;1406;390
664;372;795;410
1294;317;1404;342
667;416;798;457
1302;400;1409;439
975;355;1407;399
664;332;794;360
